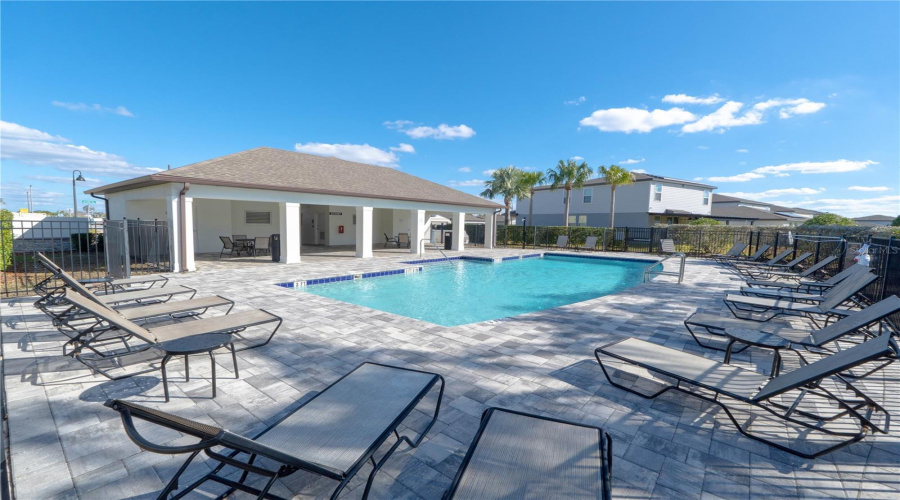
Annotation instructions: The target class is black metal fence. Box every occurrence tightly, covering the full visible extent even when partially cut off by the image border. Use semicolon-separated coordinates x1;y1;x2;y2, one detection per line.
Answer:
0;218;171;298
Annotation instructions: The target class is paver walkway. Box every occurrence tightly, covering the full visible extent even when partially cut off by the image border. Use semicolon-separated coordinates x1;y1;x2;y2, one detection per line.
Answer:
2;249;897;499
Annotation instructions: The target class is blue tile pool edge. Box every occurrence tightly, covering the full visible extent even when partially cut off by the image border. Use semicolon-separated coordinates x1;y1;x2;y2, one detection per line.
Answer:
543;252;658;264
276;266;423;288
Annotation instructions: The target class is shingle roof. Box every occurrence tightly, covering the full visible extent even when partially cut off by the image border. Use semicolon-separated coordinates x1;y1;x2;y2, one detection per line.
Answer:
853;214;896;221
90;147;502;209
710;205;798;221
711;193;821;216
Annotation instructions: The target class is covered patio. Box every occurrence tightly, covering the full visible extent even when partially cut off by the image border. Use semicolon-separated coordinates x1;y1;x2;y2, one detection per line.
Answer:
91;147;501;272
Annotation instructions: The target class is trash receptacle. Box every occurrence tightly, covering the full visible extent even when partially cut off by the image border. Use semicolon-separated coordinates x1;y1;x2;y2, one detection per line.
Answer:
271;234;281;262
444;231;452;250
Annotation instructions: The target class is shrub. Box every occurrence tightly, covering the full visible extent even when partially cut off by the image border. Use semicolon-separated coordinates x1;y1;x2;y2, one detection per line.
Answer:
802;213;856;227
689;217;722;226
892;216;900;227
70;232;103;251
0;209;12;270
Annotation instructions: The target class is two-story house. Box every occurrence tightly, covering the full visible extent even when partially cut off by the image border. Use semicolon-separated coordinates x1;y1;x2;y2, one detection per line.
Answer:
521;173;716;227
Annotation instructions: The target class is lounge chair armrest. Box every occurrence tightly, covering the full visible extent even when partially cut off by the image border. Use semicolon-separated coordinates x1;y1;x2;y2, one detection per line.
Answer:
216;431;339;477
106;400;220;455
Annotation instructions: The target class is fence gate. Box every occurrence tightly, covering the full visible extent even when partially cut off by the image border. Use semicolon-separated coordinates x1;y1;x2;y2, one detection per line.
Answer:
103;220;129;279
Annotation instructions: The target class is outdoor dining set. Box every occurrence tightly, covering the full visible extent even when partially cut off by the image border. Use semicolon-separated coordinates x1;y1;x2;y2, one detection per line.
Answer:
25;244;900;499
219;234;272;257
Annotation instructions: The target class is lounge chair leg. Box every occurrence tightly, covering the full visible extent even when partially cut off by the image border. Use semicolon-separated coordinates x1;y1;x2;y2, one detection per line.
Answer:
209;351;217;399
230;343;239;378
161;354;172;402
185;355;190;381
255;475;279;500
159;449;201;499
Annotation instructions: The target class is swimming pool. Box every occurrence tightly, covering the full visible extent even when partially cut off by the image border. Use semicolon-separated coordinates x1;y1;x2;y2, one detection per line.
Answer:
295;255;656;326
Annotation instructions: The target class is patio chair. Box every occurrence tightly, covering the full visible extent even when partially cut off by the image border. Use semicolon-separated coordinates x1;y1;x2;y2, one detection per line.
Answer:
595;333;895;458
34;252;169;296
105;362;444;499
744;261;864;292
219;236;238;258
659;238;676;254
744;256;837;286
443;408;612;500
555;235;568;249
720;244;771;266
232;234;249;255
711;242;748;263
737;252;813;279
723;270;878;325
398;232;411;248
34;255;196;311
384;232;399;248
579;235;598;252
58;290;281;378
685;295;900;357
253;236;270;256
732;248;795;270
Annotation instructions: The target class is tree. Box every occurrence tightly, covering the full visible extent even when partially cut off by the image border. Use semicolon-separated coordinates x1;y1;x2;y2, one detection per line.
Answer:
547;159;593;227
597;164;634;228
481;166;527;226
0;209;13;271
519;171;546;226
802;213;856;226
891;216;900;227
689;217;722;226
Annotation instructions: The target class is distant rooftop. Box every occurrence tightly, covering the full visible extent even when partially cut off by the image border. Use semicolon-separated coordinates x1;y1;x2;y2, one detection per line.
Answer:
533;172;715;191
852;214;895;221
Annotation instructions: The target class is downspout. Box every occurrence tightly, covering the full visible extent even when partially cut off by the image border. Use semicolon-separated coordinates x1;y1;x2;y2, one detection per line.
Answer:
89;192;109;220
179;183;190;272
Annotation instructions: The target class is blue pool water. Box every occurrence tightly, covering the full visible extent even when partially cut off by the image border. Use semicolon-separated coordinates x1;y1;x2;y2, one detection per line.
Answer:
299;255;655;326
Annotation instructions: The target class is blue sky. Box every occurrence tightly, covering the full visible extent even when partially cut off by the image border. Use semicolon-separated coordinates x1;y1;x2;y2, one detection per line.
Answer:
2;1;898;217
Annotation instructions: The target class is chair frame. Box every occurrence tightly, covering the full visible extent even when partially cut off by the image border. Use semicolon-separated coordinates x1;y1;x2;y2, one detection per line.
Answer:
442;407;612;500
595;336;895;458
383;233;399;248
106;362;445;500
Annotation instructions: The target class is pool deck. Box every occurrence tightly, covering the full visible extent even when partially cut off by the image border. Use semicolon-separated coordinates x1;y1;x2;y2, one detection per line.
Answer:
2;248;898;499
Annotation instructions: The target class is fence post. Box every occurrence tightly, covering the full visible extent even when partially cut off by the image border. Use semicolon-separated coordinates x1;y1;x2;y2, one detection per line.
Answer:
697;230;702;258
792;233;798;258
814;239;822;265
650;228;656;253
522;224;527;249
880;236;894;301
772;232;780;258
624;227;629;252
602;228;607;251
837;235;847;273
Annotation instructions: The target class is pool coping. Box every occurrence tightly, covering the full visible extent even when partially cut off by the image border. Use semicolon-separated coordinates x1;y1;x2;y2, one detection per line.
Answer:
275;251;659;288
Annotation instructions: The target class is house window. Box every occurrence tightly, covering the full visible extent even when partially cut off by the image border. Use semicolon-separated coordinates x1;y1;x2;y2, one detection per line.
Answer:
568;215;576;225
245;211;271;224
653;215;661;224
583;188;593;204
577;215;588;226
703;190;710;205
666;216;677;225
654;184;662;201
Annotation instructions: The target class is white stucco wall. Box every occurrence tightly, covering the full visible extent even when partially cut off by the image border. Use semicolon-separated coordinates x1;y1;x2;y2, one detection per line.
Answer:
648;182;712;215
326;206;356;246
193;199;233;253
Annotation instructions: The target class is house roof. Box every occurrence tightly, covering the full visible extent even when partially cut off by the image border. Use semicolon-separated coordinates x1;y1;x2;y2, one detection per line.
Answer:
711;193;821;217
532;172;716;191
853;214;895;221
90;147;502;210
710;205;801;221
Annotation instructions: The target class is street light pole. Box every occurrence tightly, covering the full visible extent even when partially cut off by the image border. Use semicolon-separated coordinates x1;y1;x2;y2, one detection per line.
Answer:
72;170;85;216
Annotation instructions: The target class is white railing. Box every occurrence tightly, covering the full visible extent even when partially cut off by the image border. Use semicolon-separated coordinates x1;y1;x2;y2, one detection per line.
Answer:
643;252;686;284
418;238;452;261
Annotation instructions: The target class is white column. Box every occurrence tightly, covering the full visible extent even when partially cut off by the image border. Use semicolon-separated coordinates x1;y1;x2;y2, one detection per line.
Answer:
166;195;182;272
355;206;373;258
183;197;196;271
484;212;495;249
451;212;465;252
410;209;426;254
279;202;301;263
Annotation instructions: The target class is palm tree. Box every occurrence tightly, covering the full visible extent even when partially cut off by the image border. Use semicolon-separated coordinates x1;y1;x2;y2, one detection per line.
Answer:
597;164;634;228
546;159;593;226
481;166;527;225
519;171;546;226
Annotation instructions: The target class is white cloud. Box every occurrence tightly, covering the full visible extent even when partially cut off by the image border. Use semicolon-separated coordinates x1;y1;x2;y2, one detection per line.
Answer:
790;195;900;218
848;186;890;192
753;98;825;118
579;107;696;133
704;172;766;183
662;94;724;105
0;181;67;208
28;174;103;185
447;179;486;187
52;101;134;117
620;158;645;165
753;159;876;176
736;148;749;153
697;145;710;150
682;101;763;133
404;123;476;140
631;168;647;174
570;156;585;161
382;120;413;130
482;169;496;176
389;143;416;153
719;187;825;199
458;166;472;173
0;120;153;176
293;142;412;167
564;96;586;106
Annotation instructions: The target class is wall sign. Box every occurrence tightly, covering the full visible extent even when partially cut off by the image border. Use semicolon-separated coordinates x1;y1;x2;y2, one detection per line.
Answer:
329;212;342;215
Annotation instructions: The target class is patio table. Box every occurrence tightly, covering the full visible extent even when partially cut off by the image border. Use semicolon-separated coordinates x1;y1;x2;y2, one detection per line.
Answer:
158;332;238;402
233;238;255;256
724;327;790;376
